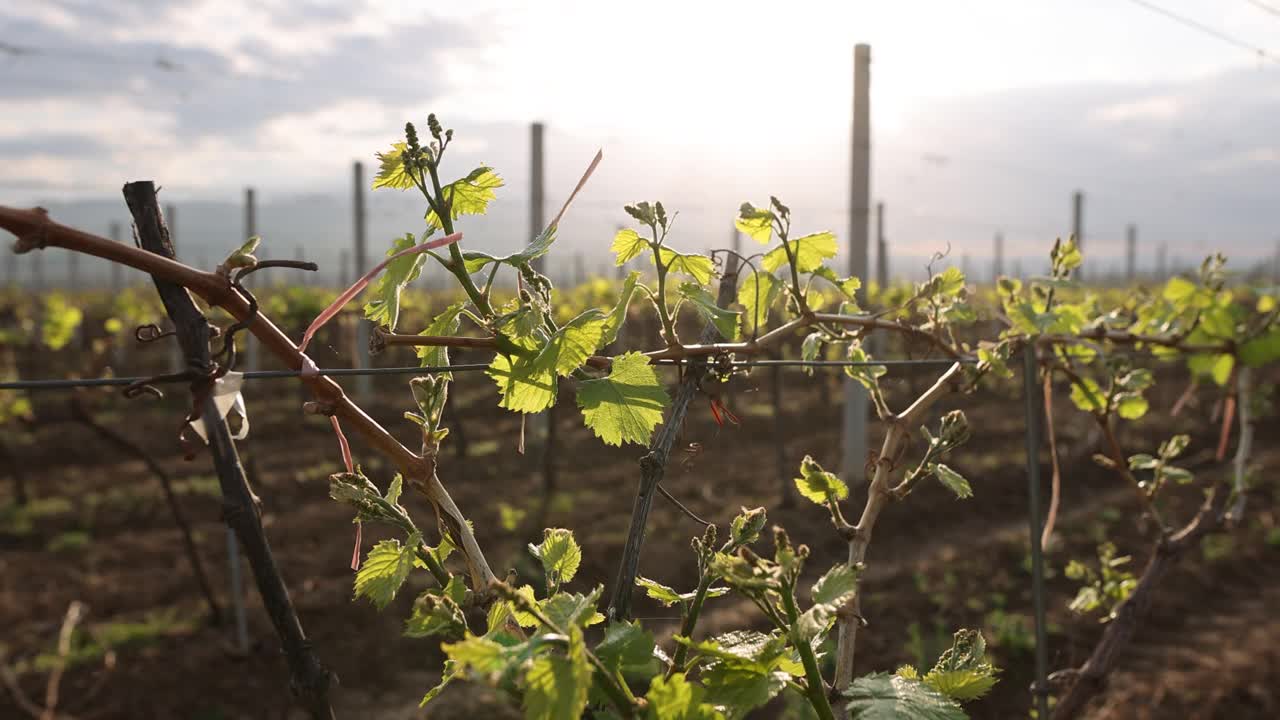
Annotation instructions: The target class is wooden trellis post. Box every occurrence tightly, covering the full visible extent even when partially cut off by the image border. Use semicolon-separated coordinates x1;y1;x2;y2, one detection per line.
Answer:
125;182;334;719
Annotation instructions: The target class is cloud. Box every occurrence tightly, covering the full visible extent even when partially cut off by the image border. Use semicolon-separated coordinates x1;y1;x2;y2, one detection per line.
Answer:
1;3;1276;281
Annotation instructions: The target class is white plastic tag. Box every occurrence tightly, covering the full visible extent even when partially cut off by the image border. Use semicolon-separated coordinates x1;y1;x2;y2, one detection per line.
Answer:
189;371;250;443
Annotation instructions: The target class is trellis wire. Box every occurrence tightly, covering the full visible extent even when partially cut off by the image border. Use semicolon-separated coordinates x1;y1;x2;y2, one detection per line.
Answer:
0;357;974;391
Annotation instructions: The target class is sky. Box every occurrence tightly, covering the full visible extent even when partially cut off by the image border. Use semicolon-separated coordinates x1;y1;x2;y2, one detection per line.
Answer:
2;0;1279;284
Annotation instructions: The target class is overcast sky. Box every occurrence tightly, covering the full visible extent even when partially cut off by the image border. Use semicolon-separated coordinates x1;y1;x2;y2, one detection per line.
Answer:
2;0;1278;281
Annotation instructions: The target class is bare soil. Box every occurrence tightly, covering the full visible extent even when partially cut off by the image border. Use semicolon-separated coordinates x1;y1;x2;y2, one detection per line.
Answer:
2;339;1277;719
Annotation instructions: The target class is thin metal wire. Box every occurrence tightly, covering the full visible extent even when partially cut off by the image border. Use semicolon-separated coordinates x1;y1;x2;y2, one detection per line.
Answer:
0;357;974;392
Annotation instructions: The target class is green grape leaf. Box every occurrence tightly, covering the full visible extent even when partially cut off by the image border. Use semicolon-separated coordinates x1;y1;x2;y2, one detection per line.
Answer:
657;248;715;285
812;563;859;607
414;302;467;373
846;345;887;391
523;627;591;720
1052;238;1083;274
794;455;848;505
612;228;650;265
801;332;825;373
645;673;724;720
1209;353;1234;386
41;294;83;351
425;167;503;229
506;584;542;628
738;271;781;334
679;282;740;340
354;535;420;609
577;352;670;446
1162;276;1198;303
529;528;583;587
673;630;784;669
932;267;966;298
932;464;973;499
761;232;838;273
700;665;788;719
539;587;605;630
462;251;499;275
923;630;998;701
795;601;840;644
1068;377;1106;413
506;225;557;268
487;352;557;413
419;660;457;707
1240;329;1280;367
488;309;604;409
373;142;417;190
545;311;608;376
595;621;659;677
403;576;467;639
636;576;683;606
729;507;767;547
443;632;521;674
1114;392;1149;420
601;271;641;348
843;673;966;720
735;203;775;244
364;234;427;331
1199;304;1237;339
925;670;998;702
812;266;863;298
625;201;658;227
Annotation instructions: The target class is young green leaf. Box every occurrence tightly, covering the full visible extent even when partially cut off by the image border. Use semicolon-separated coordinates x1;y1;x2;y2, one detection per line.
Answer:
419;660;457;707
843;673;966;720
595;621;659;677
539;587;606;630
636;576;684;606
811;266;863;299
679;282;740;340
1114;392;1149;420
794;455;848;505
364;234;428;331
530;528;583;588
1068;377;1106;413
932;465;973;499
403;576;467;639
645;673;723;720
576;352;671;446
735;203;775;244
522;627;592;720
737;271;781;334
545;311;608;376
425;167;503;230
354;535;420;609
414;302;467;372
700;664;788;719
612;228;650;265
761;232;838;274
40;294;83;351
372;142;417;190
443;632;520;675
812;563;859;607
922;629;998;701
487;352;558;413
657;248;716;285
729;507;767;548
600;271;641;348
845;345;887;391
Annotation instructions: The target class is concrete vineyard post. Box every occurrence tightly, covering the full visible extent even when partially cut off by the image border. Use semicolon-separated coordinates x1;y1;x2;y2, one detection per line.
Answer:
841;43;871;491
